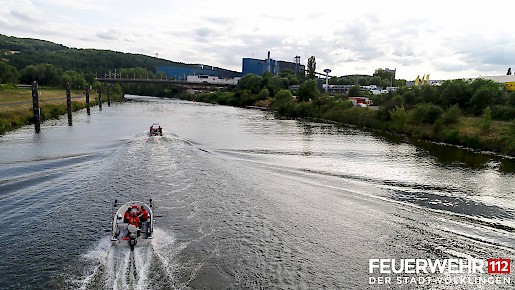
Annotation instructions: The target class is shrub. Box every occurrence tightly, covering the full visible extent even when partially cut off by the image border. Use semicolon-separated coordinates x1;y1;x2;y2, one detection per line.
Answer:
390;106;407;131
410;103;443;124
462;134;482;149
440;104;461;125
491;105;515;121
480;106;492;132
440;129;460;144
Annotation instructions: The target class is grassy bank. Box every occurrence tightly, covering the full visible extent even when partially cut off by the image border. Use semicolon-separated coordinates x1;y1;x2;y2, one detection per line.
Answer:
284;98;515;157
179;91;515;157
0;86;122;134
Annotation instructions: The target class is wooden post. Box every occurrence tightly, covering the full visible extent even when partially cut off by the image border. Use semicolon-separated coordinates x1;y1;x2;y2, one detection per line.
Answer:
86;85;90;115
98;88;102;111
66;83;72;126
31;81;40;133
107;84;111;107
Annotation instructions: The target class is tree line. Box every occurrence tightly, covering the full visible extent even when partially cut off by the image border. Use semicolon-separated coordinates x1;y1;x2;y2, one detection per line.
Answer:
178;57;515;155
0;34;190;87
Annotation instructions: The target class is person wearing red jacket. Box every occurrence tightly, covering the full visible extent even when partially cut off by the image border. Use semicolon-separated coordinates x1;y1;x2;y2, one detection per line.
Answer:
127;212;140;226
138;207;149;222
123;208;131;223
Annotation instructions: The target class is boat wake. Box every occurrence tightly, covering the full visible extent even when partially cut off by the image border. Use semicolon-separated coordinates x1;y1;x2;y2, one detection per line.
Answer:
72;228;177;290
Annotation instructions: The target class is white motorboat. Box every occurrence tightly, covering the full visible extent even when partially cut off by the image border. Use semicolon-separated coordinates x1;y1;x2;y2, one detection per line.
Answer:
111;199;155;250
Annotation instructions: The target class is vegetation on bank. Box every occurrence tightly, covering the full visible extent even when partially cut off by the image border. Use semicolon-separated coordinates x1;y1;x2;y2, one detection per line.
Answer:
1;34;514;156
178;73;515;157
0;84;123;134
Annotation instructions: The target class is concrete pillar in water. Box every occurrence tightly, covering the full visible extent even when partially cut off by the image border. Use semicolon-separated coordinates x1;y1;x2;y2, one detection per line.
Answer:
86;85;91;115
31;81;40;133
66;83;72;126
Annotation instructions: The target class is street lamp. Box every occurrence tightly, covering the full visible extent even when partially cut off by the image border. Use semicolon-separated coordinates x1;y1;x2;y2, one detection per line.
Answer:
323;69;331;94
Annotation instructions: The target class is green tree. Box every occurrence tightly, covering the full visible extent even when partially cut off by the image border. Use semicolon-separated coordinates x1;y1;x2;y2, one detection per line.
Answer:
156;72;167;79
120;67;152;79
237;73;263;94
20;63;61;86
357;77;368;86
410;103;443;124
61;70;86;90
439;79;471;108
420;85;438;104
369;76;382;86
0;62;19;84
348;85;361;97
297;79;320;102
402;90;418;107
469;85;501;115
373;68;395;82
390;106;407;131
258;88;270;100
279;69;300;85
307;56;316;79
270;89;294;114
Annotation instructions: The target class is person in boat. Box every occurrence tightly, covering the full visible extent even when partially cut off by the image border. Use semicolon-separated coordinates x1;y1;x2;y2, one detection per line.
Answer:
127;211;140;227
123;208;131;223
158;126;162;135
138;206;149;222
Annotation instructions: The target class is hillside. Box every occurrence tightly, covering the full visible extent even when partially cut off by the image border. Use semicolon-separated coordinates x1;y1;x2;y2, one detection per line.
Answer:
0;34;189;75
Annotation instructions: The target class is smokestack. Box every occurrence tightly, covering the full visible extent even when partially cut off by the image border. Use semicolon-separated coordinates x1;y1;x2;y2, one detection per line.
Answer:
267;51;271;73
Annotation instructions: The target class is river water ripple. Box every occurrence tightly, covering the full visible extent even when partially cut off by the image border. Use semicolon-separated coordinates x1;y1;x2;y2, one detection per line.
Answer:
0;96;513;289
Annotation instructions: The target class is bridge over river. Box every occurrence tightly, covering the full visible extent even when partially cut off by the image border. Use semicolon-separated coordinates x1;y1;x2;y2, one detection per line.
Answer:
95;76;234;90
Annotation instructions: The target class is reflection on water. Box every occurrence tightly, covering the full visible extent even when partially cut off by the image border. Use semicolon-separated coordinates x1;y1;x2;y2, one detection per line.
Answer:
412;139;515;173
0;97;513;289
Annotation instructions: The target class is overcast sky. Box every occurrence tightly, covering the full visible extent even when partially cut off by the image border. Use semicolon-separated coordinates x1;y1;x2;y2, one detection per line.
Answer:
1;0;514;80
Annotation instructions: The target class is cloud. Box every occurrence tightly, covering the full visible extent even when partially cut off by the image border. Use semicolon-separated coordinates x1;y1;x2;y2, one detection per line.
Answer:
1;0;513;79
9;10;39;23
194;27;219;41
96;29;121;41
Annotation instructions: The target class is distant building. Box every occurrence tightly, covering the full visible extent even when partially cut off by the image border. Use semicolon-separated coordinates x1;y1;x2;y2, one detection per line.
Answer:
158;64;241;80
383;68;396;79
469;75;515;83
242;52;305;76
159;51;305;80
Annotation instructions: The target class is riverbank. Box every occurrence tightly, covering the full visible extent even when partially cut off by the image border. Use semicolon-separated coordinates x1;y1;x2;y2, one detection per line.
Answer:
0;86;122;134
177;91;515;157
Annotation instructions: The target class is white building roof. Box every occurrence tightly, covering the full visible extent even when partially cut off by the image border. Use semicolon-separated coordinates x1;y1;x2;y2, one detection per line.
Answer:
469;75;515;83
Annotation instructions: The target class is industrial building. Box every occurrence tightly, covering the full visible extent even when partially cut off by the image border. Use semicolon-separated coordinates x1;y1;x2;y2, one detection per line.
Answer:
242;52;305;76
158;52;305;80
157;64;241;80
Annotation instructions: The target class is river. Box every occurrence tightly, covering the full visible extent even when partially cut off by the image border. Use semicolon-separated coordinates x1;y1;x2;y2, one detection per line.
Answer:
0;96;513;289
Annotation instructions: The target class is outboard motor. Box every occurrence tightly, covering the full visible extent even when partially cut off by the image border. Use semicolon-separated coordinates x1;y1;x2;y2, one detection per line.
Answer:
127;224;138;251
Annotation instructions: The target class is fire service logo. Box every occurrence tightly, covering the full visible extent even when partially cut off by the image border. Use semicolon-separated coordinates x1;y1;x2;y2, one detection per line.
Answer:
368;258;512;286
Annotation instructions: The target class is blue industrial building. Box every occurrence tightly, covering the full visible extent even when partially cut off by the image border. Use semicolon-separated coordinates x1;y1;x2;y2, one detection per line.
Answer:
157;64;241;80
242;52;304;76
158;52;304;79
